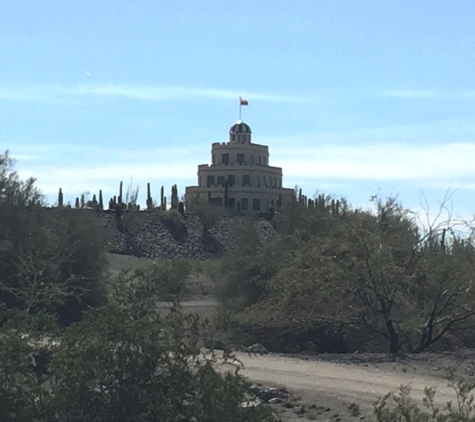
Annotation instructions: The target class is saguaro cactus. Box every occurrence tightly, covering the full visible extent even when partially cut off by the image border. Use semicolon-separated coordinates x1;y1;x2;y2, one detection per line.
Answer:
160;186;165;211
118;181;123;206
171;184;178;209
99;190;104;210
58;188;63;207
147;183;153;210
178;201;184;216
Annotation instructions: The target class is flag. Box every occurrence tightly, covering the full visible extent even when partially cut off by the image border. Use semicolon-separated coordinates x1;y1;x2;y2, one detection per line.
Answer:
240;97;248;106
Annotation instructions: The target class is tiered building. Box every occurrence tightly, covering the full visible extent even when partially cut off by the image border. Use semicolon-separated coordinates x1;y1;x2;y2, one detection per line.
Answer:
185;120;294;212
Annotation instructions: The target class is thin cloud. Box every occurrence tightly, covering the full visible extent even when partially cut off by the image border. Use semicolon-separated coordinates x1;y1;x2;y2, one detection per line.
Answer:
383;89;475;100
383;89;441;99
275;142;475;181
0;84;307;103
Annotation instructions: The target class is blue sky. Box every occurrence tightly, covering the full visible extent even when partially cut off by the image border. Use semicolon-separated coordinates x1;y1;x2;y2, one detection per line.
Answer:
2;0;475;222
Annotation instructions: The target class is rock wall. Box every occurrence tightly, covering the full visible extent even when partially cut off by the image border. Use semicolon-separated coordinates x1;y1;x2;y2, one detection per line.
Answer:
96;211;279;259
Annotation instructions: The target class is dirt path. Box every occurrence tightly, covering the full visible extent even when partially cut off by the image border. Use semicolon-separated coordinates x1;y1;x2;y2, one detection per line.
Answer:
222;353;460;421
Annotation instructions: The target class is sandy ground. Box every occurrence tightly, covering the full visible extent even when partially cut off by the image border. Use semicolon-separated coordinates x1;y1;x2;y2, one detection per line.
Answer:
215;350;475;421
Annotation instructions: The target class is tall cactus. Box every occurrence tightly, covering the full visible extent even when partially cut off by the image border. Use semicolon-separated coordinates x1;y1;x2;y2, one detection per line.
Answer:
58;188;63;207
75;197;80;209
178;201;184;216
171;184;178;209
118;181;123;206
160;186;165;211
99;190;103;210
147;182;153;210
80;194;85;209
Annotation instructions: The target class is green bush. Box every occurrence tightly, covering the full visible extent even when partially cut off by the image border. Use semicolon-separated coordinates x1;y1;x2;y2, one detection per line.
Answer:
0;272;276;422
188;198;223;231
0;152;107;325
374;371;475;422
119;258;192;302
162;208;184;226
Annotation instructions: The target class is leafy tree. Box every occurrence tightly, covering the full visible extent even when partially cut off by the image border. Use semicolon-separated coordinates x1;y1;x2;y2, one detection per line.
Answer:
0;150;43;206
226;196;475;354
0;151;107;325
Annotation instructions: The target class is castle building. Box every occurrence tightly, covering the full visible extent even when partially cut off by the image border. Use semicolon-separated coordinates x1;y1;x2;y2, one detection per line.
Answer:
185;120;294;212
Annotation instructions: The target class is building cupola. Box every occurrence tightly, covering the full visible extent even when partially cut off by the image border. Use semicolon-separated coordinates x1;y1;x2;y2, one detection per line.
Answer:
229;120;252;144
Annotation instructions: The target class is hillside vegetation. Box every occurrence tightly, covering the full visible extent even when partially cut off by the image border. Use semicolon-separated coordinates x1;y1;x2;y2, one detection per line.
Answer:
213;194;475;355
3;150;475;421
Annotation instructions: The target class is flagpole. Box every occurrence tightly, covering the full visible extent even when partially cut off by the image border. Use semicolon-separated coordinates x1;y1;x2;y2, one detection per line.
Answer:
239;97;242;120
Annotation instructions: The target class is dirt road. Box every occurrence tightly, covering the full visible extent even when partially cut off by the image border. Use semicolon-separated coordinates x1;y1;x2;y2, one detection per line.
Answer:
221;352;461;421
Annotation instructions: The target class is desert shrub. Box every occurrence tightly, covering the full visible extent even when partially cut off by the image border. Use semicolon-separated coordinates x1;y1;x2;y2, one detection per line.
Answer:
0;274;276;422
213;218;279;313
188;198;223;231
374;370;475;422
162;208;184;226
119;258;192;302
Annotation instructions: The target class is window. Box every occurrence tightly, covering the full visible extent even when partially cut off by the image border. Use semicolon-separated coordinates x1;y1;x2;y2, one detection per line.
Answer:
206;175;215;187
274;177;277;187
210;197;222;206
242;175;250;186
222;153;229;165
212;154;216;165
258;156;261;164
241;198;249;210
237;153;245;164
228;175;235;186
263;157;266;165
252;198;260;211
199;176;202;187
217;176;225;186
263;176;266;186
250;154;254;163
